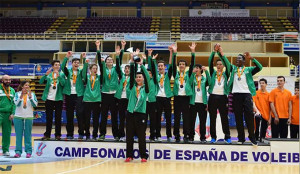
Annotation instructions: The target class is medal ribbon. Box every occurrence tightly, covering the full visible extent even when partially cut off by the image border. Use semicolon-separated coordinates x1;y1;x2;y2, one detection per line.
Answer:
237;66;245;79
1;84;10;100
160;74;164;86
195;75;201;90
90;75;96;90
123;76;128;88
72;70;77;85
23;93;27;108
136;86;140;97
180;71;186;86
217;71;222;84
52;72;58;87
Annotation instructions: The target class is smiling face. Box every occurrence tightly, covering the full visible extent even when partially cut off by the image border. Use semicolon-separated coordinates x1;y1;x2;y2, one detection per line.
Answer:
72;59;80;70
216;60;224;71
105;57;113;68
23;82;30;91
52;62;61;71
178;61;186;72
135;73;144;86
90;64;98;74
259;80;267;90
2;75;11;87
235;55;245;67
158;62;166;74
124;66;130;76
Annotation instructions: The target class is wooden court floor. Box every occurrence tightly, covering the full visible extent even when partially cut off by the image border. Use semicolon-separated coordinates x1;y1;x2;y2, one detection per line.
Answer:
0;126;299;174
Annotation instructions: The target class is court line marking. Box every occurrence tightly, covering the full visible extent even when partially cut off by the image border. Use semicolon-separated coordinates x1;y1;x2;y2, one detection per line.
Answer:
56;159;112;174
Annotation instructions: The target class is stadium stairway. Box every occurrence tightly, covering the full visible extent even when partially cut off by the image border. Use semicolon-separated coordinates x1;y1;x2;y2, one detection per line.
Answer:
267;18;287;33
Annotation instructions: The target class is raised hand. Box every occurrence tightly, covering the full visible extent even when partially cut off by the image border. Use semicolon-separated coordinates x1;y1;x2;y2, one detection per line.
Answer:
168;45;173;53
201;66;206;71
86;59;90;63
189;42;197;53
244;52;253;60
170;44;177;53
135;48;140;55
95;40;101;47
66;51;72;58
81;52;86;58
46;67;52;75
121;40;126;49
139;54;144;65
214;43;220;52
152;54;158;60
148;49;153;56
218;46;224;56
115;45;121;56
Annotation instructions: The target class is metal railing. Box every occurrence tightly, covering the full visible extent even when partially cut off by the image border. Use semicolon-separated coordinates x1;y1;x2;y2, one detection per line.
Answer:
0;9;298;18
0;10;68;17
0;32;298;42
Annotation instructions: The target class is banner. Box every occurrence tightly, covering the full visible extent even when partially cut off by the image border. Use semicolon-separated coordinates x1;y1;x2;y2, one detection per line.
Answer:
284;43;299;52
34;140;149;159
146;42;175;50
150;143;270;163
124;33;158;41
181;33;203;41
257;76;296;95
189;9;250;17
104;33;125;41
0;64;35;76
0;64;52;76
270;140;299;165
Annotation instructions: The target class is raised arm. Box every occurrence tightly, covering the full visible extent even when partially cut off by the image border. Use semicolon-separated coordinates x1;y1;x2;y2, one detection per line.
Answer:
167;45;173;79
115;45;123;79
188;42;196;77
61;51;72;77
244;52;263;75
81;53;88;84
140;64;150;94
209;45;218;76
129;54;135;90
151;54;158;84
203;67;211;87
119;40;126;66
217;46;232;75
170;44;178;79
95;40;104;84
39;68;52;84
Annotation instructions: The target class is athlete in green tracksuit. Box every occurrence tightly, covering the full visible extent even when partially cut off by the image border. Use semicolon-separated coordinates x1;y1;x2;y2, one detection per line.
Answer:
145;49;159;142
61;51;86;140
0;75;16;156
82;55;101;140
114;40;129;141
125;53;150;162
217;44;263;146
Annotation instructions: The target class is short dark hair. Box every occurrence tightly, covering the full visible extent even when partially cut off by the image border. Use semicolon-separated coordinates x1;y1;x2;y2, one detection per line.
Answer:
178;59;188;66
51;60;60;66
72;58;80;63
216;59;223;64
194;64;203;74
125;65;130;69
295;86;299;90
89;64;98;70
157;60;165;66
259;78;267;84
237;54;245;61
277;76;285;81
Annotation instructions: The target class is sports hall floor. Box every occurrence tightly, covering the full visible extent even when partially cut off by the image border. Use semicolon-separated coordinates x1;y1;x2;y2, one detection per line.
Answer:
0;126;299;174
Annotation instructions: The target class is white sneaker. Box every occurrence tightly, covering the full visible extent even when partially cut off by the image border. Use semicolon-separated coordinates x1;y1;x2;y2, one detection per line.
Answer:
156;137;162;142
119;137;126;142
3;152;10;156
